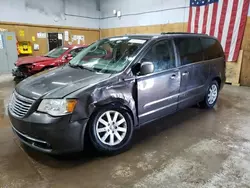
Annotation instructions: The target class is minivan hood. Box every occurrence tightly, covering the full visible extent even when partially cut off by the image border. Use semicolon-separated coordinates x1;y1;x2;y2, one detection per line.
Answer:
16;56;54;66
16;66;112;99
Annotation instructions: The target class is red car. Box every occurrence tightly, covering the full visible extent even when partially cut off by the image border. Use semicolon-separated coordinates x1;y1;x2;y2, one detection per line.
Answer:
12;45;87;77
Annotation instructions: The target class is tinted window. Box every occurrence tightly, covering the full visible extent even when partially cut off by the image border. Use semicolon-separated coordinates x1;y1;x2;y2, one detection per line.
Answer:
142;40;176;73
174;37;203;65
201;38;224;60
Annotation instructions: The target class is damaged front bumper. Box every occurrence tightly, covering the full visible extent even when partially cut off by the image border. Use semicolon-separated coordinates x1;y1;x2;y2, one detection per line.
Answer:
12;66;29;77
12;67;25;77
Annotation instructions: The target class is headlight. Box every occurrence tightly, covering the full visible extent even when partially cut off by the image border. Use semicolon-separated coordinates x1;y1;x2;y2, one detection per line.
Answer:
37;99;77;116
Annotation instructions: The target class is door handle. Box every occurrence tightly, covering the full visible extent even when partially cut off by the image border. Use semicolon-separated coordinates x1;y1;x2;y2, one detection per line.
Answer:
170;74;176;80
182;72;189;76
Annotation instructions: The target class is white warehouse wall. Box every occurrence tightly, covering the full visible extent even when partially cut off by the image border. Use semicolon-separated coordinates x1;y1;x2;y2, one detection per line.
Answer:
0;0;100;29
100;0;250;29
100;0;189;29
0;0;249;30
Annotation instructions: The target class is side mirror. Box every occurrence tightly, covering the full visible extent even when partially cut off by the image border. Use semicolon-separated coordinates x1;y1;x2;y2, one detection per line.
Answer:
140;62;154;75
66;54;73;60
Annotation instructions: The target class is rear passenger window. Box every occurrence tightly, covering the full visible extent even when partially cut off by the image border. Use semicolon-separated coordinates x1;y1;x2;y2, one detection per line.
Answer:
174;37;203;66
201;38;224;60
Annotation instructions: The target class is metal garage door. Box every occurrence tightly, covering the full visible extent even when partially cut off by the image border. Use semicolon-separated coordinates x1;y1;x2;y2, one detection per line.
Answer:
0;32;18;74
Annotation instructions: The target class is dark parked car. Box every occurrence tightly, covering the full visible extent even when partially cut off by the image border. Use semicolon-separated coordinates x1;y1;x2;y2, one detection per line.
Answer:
12;45;87;78
8;33;225;155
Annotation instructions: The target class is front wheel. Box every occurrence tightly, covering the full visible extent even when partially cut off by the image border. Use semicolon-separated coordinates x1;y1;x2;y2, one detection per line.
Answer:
199;80;219;109
89;107;133;155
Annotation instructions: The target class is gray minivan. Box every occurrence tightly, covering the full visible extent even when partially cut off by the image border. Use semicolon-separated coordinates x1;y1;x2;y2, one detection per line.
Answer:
8;33;225;155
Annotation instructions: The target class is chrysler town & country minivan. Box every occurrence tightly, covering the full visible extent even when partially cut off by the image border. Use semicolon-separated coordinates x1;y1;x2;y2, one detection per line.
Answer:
8;33;225;154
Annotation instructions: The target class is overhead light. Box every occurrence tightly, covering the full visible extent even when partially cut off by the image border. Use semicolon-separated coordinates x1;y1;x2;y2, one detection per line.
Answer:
117;11;121;18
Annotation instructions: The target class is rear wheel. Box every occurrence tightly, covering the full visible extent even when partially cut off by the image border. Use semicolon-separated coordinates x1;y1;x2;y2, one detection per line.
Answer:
89;107;133;155
199;80;219;108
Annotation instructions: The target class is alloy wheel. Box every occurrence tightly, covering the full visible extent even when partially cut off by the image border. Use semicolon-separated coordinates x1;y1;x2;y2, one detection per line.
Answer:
208;84;218;105
96;110;127;146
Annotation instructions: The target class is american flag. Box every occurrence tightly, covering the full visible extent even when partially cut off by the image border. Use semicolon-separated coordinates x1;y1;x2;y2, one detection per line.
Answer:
188;0;250;62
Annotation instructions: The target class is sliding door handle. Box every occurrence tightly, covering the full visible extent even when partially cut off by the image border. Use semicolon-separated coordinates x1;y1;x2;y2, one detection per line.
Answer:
182;72;189;76
170;74;177;80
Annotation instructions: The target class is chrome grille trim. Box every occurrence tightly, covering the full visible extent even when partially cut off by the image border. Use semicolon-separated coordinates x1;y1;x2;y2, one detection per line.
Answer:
9;92;35;118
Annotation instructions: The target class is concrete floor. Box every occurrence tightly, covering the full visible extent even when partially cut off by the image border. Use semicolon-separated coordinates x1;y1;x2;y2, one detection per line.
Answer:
0;79;250;188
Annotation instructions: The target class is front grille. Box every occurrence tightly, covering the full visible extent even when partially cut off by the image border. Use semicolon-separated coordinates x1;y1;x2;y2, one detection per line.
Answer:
9;92;35;118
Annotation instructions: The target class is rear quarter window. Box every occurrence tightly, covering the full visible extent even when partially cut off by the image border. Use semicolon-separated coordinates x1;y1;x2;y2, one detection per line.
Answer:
201;38;224;60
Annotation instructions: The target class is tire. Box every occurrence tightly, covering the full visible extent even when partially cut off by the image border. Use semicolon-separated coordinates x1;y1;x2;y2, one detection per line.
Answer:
89;106;133;155
199;80;219;109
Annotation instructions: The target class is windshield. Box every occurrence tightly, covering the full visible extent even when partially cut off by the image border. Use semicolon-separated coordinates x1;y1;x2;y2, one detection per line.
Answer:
69;37;148;73
45;47;69;58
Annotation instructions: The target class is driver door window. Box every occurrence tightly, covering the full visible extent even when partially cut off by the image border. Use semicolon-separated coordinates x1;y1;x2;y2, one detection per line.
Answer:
142;40;176;73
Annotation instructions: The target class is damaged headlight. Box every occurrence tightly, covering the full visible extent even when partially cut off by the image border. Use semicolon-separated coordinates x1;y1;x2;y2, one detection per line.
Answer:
37;99;77;116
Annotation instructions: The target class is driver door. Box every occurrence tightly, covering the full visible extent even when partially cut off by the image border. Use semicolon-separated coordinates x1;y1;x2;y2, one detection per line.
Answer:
136;39;181;125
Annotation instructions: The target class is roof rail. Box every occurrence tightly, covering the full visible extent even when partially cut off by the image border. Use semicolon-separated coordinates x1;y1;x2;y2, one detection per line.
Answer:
161;32;208;35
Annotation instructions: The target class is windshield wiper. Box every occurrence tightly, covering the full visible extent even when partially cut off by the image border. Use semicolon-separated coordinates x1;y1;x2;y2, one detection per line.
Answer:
69;64;95;72
69;63;82;69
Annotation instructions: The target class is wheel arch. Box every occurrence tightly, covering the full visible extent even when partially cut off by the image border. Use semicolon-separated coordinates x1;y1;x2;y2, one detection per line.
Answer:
84;99;135;136
83;100;136;152
212;76;222;89
89;99;137;127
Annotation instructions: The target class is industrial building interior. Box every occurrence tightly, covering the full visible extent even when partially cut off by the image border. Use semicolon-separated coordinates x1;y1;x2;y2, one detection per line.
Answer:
0;0;250;187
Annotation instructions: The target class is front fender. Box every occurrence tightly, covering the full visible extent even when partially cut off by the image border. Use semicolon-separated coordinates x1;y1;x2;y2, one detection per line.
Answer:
94;98;137;125
32;63;46;72
71;79;138;127
33;60;60;72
